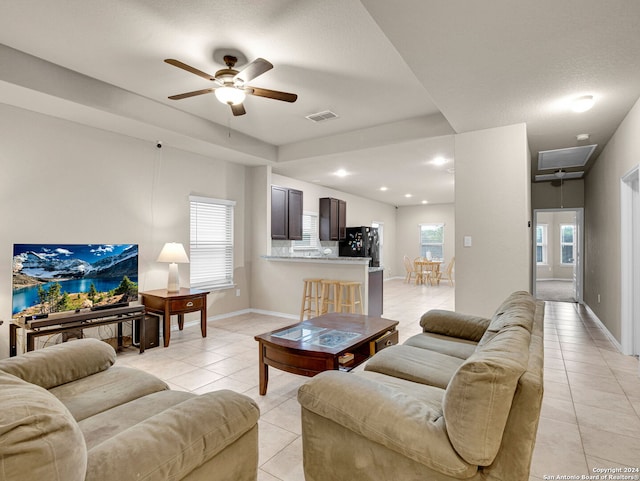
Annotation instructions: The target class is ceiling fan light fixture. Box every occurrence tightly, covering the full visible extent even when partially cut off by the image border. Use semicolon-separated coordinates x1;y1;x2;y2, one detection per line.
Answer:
571;95;595;113
215;86;246;105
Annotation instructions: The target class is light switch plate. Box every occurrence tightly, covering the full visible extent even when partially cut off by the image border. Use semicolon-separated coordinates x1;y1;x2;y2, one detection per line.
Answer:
463;236;472;247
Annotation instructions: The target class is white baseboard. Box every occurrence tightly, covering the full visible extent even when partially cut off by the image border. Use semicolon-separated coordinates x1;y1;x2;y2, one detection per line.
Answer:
583;303;624;353
173;308;297;331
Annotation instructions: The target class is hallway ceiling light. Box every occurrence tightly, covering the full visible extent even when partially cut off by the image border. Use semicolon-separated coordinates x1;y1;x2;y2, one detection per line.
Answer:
571;95;595;113
380;186;388;191
334;169;348;177
431;156;447;166
576;133;590;141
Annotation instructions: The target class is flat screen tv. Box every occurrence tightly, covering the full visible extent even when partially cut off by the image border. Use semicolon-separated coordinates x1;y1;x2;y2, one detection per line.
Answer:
12;244;139;319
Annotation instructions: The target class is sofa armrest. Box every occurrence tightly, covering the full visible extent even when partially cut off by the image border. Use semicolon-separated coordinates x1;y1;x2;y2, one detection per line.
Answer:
86;390;260;481
0;338;116;389
419;309;490;342
298;371;475;478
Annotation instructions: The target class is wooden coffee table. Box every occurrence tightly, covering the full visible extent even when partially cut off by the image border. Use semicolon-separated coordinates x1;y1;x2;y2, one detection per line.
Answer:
254;313;399;395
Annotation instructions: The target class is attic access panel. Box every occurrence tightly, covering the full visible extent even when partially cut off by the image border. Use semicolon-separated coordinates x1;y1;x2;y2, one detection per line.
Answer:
537;145;597;171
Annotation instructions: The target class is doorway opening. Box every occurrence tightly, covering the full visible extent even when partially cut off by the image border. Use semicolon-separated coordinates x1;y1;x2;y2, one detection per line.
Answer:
621;165;640;356
533;208;583;303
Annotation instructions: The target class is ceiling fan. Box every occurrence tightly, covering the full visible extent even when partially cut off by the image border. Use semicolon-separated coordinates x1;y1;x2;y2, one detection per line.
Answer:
164;55;298;116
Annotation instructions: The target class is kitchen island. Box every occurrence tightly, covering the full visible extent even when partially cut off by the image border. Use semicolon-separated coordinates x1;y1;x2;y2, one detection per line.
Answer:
260;256;382;317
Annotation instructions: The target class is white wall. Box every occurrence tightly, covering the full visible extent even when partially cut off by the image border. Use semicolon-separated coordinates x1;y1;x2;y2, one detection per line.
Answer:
454;123;532;316
0;104;251;358
585;96;640;342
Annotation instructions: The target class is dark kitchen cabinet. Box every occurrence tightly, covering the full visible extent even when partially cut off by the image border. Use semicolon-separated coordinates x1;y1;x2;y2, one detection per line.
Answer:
271;185;303;240
319;197;346;241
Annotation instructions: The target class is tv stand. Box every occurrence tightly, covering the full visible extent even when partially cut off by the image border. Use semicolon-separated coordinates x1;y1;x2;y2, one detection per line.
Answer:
9;305;146;357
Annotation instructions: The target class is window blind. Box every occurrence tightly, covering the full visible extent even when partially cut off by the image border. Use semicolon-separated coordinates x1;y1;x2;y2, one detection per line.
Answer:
189;195;235;289
293;213;319;249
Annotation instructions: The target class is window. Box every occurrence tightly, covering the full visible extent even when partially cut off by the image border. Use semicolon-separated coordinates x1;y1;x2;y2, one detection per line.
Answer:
560;224;575;265
189;195;235;289
536;224;548;264
292;212;319;250
419;224;444;260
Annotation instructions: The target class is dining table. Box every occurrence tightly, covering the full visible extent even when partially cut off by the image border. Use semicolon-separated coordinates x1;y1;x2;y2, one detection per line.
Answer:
413;258;443;285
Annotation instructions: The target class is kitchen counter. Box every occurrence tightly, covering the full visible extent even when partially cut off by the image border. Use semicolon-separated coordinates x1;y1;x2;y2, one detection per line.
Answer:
263;255;383;273
259;256;383;316
262;255;370;264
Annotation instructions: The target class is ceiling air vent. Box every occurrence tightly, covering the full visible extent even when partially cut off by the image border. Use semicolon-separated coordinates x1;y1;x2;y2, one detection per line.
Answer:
306;110;339;123
537;144;597;170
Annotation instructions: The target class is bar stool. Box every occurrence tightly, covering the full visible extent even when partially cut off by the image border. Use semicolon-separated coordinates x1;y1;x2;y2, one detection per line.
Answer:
320;279;341;314
338;281;363;314
300;278;323;321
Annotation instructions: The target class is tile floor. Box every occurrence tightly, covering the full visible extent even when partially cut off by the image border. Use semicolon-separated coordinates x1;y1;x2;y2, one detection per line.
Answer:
116;280;640;481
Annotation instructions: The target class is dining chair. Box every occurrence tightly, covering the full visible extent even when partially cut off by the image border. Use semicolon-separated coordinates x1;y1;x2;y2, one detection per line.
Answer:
437;256;455;287
403;255;422;284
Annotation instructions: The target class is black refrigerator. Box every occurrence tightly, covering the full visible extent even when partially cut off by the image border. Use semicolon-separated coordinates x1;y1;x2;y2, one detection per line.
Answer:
339;226;380;267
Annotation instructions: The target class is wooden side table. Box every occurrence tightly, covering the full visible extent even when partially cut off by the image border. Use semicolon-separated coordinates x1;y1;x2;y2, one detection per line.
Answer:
140;288;210;347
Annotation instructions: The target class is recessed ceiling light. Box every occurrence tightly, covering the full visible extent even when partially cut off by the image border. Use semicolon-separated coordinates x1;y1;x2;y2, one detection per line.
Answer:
421;200;428;204
405;194;412;198
380;186;388;191
576;133;590;141
334;169;348;177
432;157;447;166
572;95;595;113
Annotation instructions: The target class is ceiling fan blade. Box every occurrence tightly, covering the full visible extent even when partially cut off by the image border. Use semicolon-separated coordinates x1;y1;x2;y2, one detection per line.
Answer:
164;59;216;81
247;87;298;103
230;103;246;116
168;88;215;100
234;58;273;84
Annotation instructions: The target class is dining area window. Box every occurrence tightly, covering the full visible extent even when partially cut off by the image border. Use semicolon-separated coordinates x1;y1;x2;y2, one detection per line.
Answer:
419;223;444;260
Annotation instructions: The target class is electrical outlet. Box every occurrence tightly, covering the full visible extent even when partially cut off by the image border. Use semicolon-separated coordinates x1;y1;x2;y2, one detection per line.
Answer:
236;289;241;297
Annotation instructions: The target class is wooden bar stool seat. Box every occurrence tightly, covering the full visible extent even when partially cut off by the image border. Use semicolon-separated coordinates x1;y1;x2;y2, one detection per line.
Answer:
300;278;323;321
338;281;363;314
320;279;341;314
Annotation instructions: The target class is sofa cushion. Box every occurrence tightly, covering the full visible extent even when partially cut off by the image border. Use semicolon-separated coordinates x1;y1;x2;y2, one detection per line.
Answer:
85;390;260;480
0;338;115;389
404;332;478;359
79;390;196;450
443;325;530;466
419;309;491;342
364;344;464;389
488;291;535;332
0;370;87;481
50;365;169;421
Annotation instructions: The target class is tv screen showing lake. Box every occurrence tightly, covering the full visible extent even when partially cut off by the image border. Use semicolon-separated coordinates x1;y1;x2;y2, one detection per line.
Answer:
12;243;139;318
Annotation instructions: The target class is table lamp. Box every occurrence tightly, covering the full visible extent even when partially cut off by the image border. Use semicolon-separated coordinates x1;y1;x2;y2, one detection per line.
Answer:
157;242;189;292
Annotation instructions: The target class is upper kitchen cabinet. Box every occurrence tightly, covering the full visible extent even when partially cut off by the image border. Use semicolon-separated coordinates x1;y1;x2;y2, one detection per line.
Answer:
271;185;303;240
319;197;346;241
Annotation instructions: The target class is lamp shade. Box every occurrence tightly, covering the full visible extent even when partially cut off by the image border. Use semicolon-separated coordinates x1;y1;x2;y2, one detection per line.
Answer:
157;242;189;264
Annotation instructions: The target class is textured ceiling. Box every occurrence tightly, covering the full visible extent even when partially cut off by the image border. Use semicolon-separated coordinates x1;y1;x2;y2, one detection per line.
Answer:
1;0;639;206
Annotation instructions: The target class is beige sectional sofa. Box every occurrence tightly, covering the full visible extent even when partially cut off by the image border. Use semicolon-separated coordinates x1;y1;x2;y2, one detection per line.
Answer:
0;338;260;481
298;291;544;481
